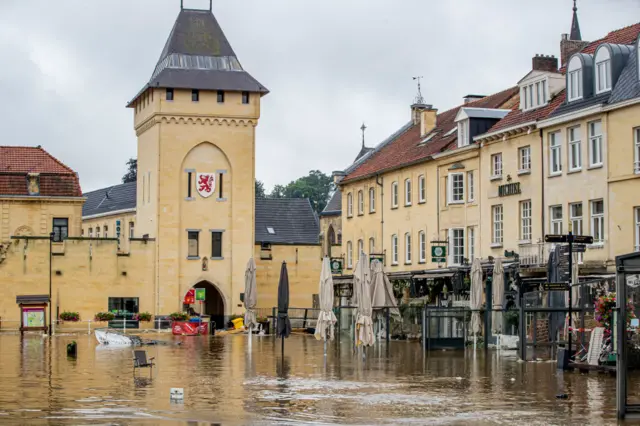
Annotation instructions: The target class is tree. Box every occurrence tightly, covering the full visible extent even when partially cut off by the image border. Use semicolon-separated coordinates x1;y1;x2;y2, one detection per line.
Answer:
276;170;333;213
122;158;137;183
255;179;266;198
269;184;286;199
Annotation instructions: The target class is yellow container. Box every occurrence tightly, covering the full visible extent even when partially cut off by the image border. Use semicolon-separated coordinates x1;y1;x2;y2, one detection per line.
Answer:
231;318;244;329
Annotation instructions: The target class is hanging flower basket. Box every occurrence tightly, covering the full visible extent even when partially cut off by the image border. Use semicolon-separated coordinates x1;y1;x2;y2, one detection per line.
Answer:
60;311;80;322
133;312;152;322
94;312;115;322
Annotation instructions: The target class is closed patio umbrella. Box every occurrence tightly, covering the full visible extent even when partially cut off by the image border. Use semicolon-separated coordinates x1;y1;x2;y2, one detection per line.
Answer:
470;258;483;337
277;261;291;356
244;258;257;332
315;258;337;356
354;255;374;347
492;258;505;334
370;259;400;321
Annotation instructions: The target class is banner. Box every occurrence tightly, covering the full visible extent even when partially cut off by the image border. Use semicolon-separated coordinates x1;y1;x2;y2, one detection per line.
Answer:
171;321;208;336
183;289;195;305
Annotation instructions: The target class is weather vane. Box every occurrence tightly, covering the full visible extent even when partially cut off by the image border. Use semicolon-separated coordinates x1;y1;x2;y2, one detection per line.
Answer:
412;76;424;104
360;123;367;148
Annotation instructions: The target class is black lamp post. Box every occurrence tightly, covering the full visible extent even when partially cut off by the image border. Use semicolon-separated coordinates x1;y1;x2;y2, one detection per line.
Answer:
49;231;54;336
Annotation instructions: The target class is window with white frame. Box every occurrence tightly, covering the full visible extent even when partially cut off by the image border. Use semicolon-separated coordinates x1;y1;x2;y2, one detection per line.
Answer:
405;233;412;263
491;153;503;178
357;190;364;215
521;79;548;111
468;226;475;261
467;171;475;202
448;173;464;203
358;239;364;260
391;182;398;208
519;146;531;172
550;205;563;234
591;200;604;244
520;200;532;241
635;207;640;252
595;46;612;94
567;56;583;102
419;231;426;262
369;187;376;212
347;241;353;268
570;202;583;236
457;119;470;148
405;179;412;206
549;132;562;174
450;228;465;265
589;121;603;167
635;127;640;174
492;205;503;245
568;126;582;171
369;237;375;254
347;193;353;217
391;234;398;265
418;175;426;203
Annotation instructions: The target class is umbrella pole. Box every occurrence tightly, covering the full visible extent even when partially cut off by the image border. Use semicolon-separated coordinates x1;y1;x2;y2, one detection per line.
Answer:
281;335;284;357
249;325;252;349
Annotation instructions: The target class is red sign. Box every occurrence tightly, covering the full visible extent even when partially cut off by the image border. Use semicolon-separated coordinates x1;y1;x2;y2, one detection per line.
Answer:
183;289;195;305
171;321;208;336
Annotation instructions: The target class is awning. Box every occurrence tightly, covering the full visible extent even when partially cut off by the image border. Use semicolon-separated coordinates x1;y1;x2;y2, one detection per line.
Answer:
332;276;353;285
413;272;455;279
387;272;412;280
16;295;50;304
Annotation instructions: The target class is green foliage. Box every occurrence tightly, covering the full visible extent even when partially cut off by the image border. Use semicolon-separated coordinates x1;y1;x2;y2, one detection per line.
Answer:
169;312;188;321
504;309;519;328
122;158;137;184
94;312;115;321
134;312;152;322
60;311;80;321
267;170;333;213
255;180;266;198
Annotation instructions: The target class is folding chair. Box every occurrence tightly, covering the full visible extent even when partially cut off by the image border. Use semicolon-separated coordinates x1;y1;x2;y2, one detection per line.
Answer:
133;349;155;379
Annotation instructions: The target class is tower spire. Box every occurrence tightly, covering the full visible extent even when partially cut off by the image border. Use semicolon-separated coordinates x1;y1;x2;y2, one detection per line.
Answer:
570;0;582;41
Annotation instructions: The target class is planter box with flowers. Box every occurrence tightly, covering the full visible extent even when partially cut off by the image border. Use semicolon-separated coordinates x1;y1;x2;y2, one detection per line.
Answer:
59;311;80;322
92;311;115;329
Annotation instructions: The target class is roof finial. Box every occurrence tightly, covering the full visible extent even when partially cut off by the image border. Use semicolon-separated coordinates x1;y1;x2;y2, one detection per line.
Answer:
570;0;582;41
360;123;367;148
412;76;424;105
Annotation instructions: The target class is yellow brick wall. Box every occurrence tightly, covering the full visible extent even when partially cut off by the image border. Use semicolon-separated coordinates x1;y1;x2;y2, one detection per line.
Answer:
0;198;83;241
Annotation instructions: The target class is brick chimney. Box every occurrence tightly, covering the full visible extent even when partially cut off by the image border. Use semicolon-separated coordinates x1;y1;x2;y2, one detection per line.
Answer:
560;34;589;66
532;54;558;73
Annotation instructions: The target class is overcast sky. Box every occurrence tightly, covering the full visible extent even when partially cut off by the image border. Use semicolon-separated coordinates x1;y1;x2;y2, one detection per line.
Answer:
0;0;638;192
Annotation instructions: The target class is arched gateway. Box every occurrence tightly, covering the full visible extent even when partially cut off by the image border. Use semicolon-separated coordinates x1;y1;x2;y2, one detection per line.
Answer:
184;281;225;330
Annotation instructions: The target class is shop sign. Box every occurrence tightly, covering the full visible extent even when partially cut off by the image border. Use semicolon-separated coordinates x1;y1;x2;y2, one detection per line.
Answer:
431;246;446;263
369;253;384;264
498;182;521;197
330;258;343;275
195;288;206;301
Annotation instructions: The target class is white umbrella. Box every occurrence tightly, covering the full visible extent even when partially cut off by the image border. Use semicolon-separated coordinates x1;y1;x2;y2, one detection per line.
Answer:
370;260;400;321
354;253;374;347
492;258;505;334
244;258;258;333
470;258;483;337
315;258;338;347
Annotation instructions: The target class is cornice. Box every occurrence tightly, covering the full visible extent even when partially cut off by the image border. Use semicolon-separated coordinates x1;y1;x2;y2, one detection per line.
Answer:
135;113;258;136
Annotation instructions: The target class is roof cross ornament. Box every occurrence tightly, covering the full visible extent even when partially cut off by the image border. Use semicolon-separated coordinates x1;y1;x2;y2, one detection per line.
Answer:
412;76;425;105
360;123;367;148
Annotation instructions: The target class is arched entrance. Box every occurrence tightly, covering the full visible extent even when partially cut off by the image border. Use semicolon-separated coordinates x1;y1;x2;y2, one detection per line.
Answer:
327;225;336;257
184;281;225;330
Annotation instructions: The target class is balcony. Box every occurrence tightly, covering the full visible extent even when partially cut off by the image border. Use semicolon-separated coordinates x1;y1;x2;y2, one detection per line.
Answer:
519;240;552;268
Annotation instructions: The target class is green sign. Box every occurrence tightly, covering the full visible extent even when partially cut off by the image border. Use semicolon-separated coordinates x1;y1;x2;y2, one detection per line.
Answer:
195;288;206;301
431;245;447;263
369;254;384;264
330;258;343;275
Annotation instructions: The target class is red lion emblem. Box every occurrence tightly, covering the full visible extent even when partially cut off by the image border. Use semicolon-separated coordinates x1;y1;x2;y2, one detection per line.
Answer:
198;175;214;194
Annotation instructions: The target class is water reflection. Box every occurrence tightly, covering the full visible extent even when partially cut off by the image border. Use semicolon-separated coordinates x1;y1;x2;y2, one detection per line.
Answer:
0;333;634;424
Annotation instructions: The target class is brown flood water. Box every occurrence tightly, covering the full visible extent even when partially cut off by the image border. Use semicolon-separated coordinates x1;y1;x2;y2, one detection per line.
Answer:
0;333;633;425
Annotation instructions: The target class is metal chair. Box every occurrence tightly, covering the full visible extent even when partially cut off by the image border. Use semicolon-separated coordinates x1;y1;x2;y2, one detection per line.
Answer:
133;350;155;379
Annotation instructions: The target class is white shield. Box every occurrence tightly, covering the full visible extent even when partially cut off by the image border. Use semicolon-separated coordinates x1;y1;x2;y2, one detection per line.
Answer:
196;173;216;198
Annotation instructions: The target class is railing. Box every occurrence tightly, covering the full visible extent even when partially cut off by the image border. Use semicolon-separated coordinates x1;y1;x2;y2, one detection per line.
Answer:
519;241;553;267
0;318;171;334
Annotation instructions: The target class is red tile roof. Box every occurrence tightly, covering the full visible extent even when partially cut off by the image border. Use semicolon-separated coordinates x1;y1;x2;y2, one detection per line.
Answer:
0;146;82;197
482;90;566;135
342;87;519;183
559;22;640;72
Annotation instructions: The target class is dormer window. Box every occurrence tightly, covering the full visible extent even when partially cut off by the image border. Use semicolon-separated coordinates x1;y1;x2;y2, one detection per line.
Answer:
567;56;583;102
595;46;612;94
521;78;548;111
457;119;469;148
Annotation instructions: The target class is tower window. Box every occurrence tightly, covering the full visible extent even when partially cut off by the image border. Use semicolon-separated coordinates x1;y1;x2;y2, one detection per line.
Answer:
218;173;224;198
211;231;223;258
192;89;199;102
242;91;250;104
166;88;174;101
217;90;225;103
188;231;199;258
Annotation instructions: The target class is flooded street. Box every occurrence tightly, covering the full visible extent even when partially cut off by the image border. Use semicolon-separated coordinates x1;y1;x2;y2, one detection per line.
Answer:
0;333;628;425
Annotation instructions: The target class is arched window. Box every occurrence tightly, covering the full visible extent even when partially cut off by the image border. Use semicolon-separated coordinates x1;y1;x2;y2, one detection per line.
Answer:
567;55;583;102
419;231;426;262
328;226;336;246
357;239;363;260
594;45;612;94
347;193;353;217
369;237;375;254
405;232;412;264
369;187;376;213
347;241;353;268
358;190;364;215
391;234;398;265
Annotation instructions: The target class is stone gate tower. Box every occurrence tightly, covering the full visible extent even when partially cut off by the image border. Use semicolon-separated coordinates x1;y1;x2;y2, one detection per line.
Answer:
127;2;268;321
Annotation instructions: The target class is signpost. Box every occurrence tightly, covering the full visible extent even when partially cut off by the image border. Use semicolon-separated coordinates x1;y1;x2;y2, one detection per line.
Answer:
431;246;447;263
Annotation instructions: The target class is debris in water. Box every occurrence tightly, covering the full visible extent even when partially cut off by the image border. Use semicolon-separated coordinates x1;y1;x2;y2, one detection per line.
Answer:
556;394;568;399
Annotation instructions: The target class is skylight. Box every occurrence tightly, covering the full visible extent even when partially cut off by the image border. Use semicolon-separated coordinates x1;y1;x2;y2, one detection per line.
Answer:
267;227;275;235
445;127;457;136
419;132;437;145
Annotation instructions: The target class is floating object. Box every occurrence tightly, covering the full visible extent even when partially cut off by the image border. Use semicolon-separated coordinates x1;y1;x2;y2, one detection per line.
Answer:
556;394;568;399
95;329;135;345
170;388;184;401
67;341;77;357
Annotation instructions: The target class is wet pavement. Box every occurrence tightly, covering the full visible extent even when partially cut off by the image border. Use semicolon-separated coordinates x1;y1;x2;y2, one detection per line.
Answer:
0;333;631;424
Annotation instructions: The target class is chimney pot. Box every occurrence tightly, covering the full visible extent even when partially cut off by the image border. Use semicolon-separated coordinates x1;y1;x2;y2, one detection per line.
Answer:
532;54;558;73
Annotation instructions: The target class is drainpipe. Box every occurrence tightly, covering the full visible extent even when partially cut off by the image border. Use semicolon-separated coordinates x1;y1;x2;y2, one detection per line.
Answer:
436;166;440;239
539;129;545;246
376;175;384;261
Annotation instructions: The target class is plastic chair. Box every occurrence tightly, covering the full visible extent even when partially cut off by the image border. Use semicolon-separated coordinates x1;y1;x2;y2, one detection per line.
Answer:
133;350;155;379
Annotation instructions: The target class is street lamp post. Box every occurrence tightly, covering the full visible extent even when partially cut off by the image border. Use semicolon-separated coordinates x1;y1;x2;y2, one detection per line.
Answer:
49;231;54;336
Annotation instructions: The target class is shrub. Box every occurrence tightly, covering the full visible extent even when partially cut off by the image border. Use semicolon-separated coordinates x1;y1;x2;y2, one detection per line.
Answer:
60;311;80;322
94;312;115;322
134;312;152;322
169;312;188;321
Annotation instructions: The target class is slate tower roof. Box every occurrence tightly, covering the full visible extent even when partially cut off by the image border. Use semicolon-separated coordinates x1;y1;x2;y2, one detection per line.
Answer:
570;0;582;41
129;5;267;105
